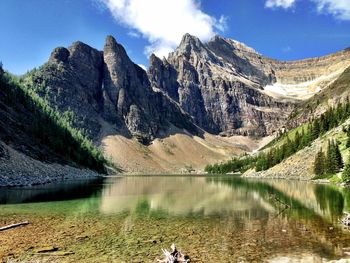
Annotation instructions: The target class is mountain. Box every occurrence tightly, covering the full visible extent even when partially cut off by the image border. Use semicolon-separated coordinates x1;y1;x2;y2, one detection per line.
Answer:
17;34;350;173
26;36;198;145
148;34;350;136
149;34;292;136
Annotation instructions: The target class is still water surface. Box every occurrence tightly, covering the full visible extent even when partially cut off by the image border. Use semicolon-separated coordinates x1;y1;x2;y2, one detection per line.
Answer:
0;176;350;262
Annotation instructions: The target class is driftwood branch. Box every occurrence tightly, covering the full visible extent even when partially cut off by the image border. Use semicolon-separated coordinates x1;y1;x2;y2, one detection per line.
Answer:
157;244;190;263
0;221;30;231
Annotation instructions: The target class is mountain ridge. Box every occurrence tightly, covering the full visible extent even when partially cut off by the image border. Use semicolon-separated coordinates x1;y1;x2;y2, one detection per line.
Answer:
11;33;350;173
149;33;350;135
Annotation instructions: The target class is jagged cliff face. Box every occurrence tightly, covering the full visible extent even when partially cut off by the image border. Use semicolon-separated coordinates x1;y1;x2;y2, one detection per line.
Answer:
148;34;350;136
40;42;104;139
148;34;292;136
28;34;350;142
29;36;197;144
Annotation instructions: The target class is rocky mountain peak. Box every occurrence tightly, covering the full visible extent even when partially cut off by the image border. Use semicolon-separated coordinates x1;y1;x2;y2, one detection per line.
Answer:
207;35;228;48
68;41;99;57
30;35;199;145
103;35;133;68
105;35;117;46
173;33;207;58
49;47;70;63
67;41;103;68
70;40;89;48
101;35;198;143
149;53;163;66
150;34;294;136
104;35;129;57
209;35;260;55
180;33;202;46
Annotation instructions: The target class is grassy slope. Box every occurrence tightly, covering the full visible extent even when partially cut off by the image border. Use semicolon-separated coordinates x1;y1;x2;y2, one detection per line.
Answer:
260;123;308;150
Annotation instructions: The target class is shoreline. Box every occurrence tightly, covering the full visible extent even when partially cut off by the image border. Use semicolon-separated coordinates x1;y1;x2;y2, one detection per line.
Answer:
0;164;101;187
1;147;347;188
0;143;101;187
0;150;101;188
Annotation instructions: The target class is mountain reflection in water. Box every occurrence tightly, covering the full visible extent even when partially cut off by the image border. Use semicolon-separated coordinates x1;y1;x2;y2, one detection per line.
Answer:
99;176;348;221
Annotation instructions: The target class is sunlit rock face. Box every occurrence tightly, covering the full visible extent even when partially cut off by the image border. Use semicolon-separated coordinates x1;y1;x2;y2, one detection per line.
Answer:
148;34;294;136
148;34;350;136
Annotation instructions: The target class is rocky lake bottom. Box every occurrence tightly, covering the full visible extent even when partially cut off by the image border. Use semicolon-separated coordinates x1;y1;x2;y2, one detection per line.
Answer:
0;176;350;262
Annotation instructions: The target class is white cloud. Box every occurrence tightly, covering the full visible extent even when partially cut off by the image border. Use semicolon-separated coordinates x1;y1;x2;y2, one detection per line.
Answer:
265;0;296;9
265;0;350;21
215;15;229;32
98;0;227;58
127;31;141;38
312;0;350;20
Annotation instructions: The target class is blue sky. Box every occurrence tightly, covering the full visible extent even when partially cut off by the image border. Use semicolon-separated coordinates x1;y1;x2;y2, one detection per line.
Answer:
0;0;349;75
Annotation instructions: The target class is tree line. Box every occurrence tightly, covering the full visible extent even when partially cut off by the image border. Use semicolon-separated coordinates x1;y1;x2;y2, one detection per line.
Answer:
204;155;257;174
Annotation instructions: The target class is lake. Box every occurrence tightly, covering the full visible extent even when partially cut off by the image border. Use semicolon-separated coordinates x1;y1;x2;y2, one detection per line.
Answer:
0;176;350;262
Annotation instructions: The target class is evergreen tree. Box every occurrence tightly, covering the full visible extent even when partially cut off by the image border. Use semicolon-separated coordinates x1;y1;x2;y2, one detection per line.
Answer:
312;119;320;140
342;155;350;182
325;140;337;174
284;136;294;157
325;140;343;174
300;128;310;148
334;140;344;172
319;115;326;134
294;131;301;150
256;153;268;172
346;96;350;114
314;148;325;176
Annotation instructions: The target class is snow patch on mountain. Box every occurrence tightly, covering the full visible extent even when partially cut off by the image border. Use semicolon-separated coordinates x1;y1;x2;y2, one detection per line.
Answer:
263;71;344;99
